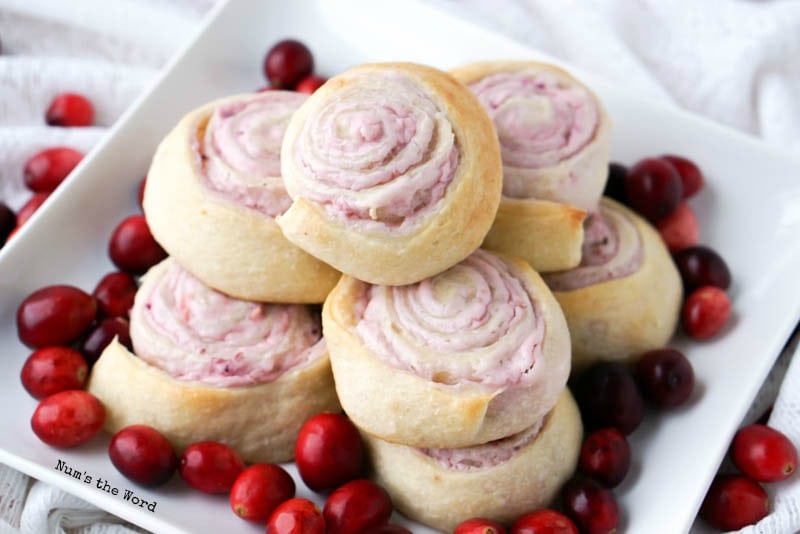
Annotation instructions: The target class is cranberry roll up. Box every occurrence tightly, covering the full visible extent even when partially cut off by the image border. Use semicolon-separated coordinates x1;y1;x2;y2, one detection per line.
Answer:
86;258;339;463
279;62;503;285
323;248;571;448
543;198;682;370
144;91;340;303
451;61;612;272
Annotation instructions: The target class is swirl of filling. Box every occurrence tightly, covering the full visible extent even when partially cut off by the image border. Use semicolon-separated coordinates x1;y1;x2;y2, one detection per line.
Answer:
130;261;325;387
543;202;643;292
198;91;307;217
286;70;460;230
469;70;600;203
354;249;544;388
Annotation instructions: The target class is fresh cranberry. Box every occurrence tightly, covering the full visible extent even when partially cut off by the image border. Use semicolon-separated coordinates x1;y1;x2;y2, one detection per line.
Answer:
81;317;132;364
562;477;619;534
31;390;104;448
20;346;88;399
137;176;147;210
624;157;683;222
267;498;325;534
23;147;83;193
574;362;645;435
700;475;768;530
661;154;704;199
323;479;393;534
295;412;364;492
295;75;327;94
673;245;732;292
361;526;413;534
511;509;579;534
109;425;178;487
656;202;698;253
0;201;15;243
45;93;94;127
16;192;49;226
731;424;798;482
603;162;628;205
454;517;507;534
634;348;694;408
179;441;244;494
264;39;314;89
230;463;296;523
682;286;731;340
578;428;631;488
17;285;97;348
92;271;138;318
108;215;167;275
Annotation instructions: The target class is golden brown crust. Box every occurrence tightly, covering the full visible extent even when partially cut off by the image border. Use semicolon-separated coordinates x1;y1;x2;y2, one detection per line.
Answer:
144;93;340;303
363;390;582;532
86;339;340;463
278;62;503;285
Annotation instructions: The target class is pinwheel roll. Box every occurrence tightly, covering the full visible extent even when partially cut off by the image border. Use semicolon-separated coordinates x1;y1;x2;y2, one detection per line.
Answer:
543;198;682;370
450;61;612;272
279;62;503;286
86;259;339;463
323;248;571;448
144;91;340;303
363;390;582;532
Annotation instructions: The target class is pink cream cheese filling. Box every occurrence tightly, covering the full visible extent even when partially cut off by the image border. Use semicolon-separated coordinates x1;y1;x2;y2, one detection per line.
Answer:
198;91;307;217
289;70;459;231
354;249;545;388
130;261;325;388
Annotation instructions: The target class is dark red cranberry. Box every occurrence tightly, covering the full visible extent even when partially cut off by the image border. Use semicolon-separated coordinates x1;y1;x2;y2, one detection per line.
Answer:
731;424;798;482
16;193;50;227
81;317;132;364
264;39;314;89
295;412;364;492
579;428;631;488
17;285;97;348
700;475;768;530
179;441;244;494
267;498;325;534
661;154;704;199
511;509;579;534
574;362;645;435
295;75;327;94
672;245;732;292
20;346;88;399
603;162;628;204
31;390;105;448
562;477;619;534
109;425;178;487
23;147;83;193
624;157;683;222
92;271;138;318
635;348;694;408
324;479;393;534
45;93;94;127
230;463;296;523
0;201;15;243
682;286;731;340
108;215;167;275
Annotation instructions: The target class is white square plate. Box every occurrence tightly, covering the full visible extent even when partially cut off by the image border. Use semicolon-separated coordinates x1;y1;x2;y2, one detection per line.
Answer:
1;1;799;533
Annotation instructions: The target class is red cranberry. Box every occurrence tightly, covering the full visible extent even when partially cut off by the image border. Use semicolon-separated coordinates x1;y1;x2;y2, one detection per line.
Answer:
179;441;244;494
574;362;645;435
31;390;104;448
362;526;413;534
137;176;147;210
656;202;698;253
624;157;683;222
230;463;295;523
92;271;138;318
45;93;94;127
511;509;579;534
81;317;132;365
264;39;314;89
682;286;731;340
295;75;327;94
20;346;88;399
562;477;619;534
661;154;704;199
17;285;97;348
108;215;167;275
324;479;393;534
731;424;798;482
700;475;768;530
16;192;50;226
635;348;694;408
0;201;15;243
603;162;628;205
673;245;732;292
109;424;178;487
454;517;507;534
23;147;83;193
267;498;325;534
295;412;364;492
578;428;631;488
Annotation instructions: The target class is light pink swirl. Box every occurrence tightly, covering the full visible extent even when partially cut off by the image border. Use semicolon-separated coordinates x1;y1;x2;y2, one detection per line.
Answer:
469;70;600;201
287;70;459;230
131;261;325;387
354;249;544;388
199;91;307;217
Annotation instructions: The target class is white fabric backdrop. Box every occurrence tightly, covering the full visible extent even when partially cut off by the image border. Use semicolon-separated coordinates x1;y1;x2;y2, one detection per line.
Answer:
0;0;798;532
